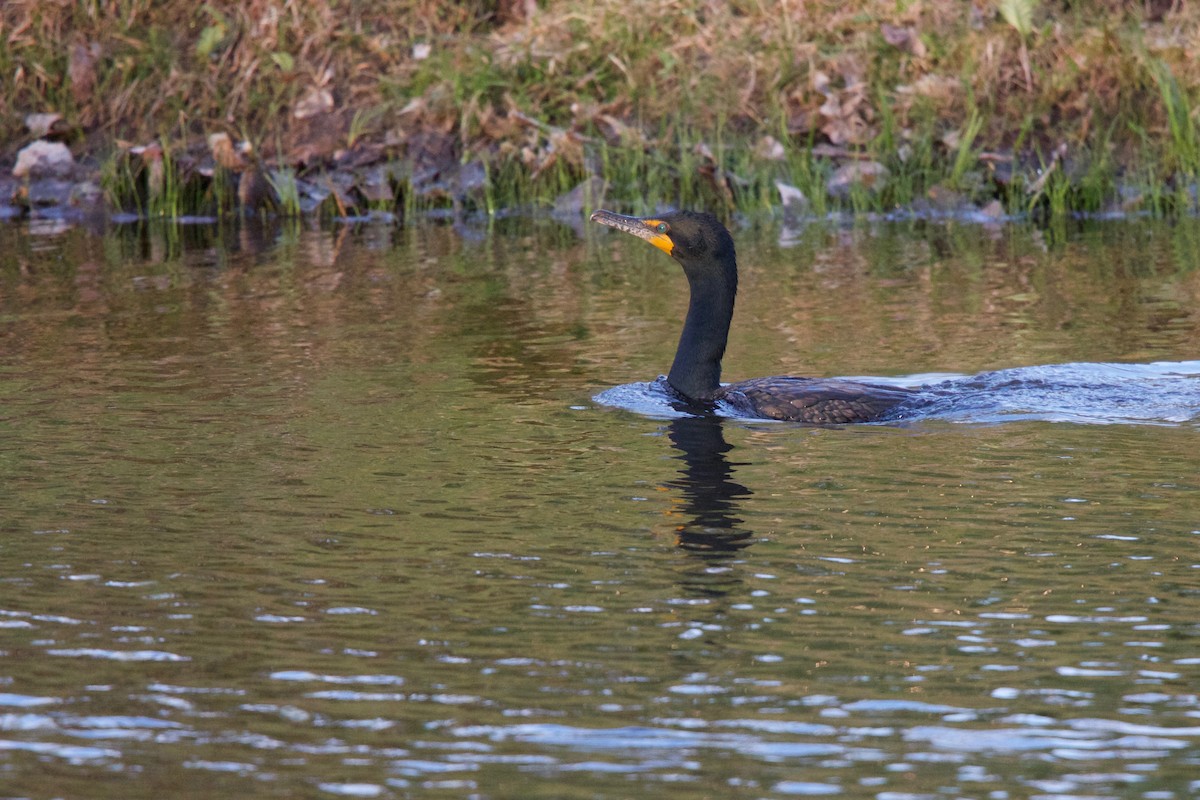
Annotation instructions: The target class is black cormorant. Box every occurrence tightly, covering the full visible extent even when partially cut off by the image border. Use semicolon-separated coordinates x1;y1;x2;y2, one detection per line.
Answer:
591;209;914;423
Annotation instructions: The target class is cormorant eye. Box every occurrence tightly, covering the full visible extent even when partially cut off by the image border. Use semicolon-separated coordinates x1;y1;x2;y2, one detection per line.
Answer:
656;222;670;234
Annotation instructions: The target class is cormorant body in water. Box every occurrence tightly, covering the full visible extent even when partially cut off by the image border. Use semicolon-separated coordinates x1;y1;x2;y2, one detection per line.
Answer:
591;209;914;423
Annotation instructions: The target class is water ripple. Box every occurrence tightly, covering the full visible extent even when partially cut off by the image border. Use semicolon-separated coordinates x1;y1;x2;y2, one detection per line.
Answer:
45;648;189;662
0;739;120;763
595;361;1200;426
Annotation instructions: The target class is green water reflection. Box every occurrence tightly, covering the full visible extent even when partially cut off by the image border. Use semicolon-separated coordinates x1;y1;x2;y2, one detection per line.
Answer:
0;217;1197;799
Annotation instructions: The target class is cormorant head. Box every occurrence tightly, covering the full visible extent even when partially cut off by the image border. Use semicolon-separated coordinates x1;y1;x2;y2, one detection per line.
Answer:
590;210;736;279
592;208;738;401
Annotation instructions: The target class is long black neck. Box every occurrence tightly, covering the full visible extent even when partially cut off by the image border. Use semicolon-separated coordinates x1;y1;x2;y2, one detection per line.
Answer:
668;261;736;402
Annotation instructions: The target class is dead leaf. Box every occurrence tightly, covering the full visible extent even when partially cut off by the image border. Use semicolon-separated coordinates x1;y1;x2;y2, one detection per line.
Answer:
880;24;926;57
595;114;647;147
294;87;334;120
208;133;246;170
897;74;961;101
814;72;875;146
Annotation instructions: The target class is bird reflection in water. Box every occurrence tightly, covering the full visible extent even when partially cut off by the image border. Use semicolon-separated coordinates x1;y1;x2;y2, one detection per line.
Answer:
660;412;755;594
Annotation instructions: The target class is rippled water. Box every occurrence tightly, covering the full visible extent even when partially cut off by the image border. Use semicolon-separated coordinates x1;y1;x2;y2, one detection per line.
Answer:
1;217;1199;798
597;360;1200;424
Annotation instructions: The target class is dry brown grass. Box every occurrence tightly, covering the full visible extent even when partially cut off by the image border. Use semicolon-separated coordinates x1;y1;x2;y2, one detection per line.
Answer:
4;1;1200;210
2;1;486;152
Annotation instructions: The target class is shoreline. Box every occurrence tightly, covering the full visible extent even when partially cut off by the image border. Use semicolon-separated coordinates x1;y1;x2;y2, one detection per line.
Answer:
0;128;1186;228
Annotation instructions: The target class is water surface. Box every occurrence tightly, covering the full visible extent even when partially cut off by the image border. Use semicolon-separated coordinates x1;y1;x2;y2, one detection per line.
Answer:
1;217;1198;798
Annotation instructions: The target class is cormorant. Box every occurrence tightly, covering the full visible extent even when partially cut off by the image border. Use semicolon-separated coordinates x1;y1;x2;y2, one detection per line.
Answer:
590;209;914;423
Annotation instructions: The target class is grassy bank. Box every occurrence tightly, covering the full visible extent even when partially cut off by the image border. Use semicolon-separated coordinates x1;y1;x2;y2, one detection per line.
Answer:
4;0;1200;218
